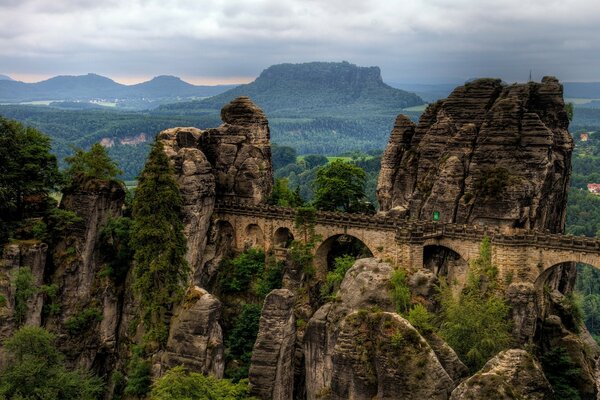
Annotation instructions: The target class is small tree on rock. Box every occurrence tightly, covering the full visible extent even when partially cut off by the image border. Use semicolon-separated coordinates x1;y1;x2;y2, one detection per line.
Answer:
65;143;122;182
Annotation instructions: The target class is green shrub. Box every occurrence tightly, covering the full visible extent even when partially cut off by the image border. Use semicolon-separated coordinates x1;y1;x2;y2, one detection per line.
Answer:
99;216;133;283
65;307;103;335
390;268;411;314
321;255;355;299
40;283;61;316
150;365;255;400
124;346;152;397
438;237;512;372
226;304;262;381
406;304;434;334
222;248;265;294
14;267;37;325
474;168;512;197
255;257;284;298
0;326;103;399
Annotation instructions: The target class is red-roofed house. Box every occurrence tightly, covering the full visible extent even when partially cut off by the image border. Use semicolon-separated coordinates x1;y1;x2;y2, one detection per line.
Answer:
581;133;589;141
588;184;600;195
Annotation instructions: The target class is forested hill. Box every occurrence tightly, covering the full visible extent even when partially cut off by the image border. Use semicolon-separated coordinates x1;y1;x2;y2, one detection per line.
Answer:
0;73;236;103
158;61;424;116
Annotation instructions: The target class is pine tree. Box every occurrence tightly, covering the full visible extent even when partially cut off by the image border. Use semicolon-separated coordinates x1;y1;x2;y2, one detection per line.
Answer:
65;142;122;182
130;141;189;346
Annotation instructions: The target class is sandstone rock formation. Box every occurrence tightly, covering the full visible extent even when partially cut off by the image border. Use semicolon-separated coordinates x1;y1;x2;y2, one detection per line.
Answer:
377;77;573;233
303;258;464;399
449;349;552;400
249;289;296;400
160;286;224;377
157;96;272;283
49;176;126;369
0;242;47;341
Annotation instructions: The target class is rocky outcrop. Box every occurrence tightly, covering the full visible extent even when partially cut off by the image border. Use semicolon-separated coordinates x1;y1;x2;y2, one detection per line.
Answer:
330;310;453;400
159;128;216;275
249;289;296;400
160;286;224;377
157;96;272;283
304;258;463;399
377;77;572;233
450;349;552;400
48;177;126;369
0;242;47;341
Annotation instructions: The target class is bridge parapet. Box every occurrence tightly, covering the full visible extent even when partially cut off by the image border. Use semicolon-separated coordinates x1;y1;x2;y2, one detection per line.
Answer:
213;201;600;255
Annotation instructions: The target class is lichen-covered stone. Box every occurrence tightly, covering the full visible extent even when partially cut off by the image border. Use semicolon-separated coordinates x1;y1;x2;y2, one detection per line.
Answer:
450;349;552;400
249;289;296;400
304;258;462;399
330;311;453;400
160;286;224;377
377;77;572;233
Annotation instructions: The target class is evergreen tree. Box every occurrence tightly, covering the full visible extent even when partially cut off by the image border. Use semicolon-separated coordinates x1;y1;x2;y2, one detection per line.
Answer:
0;116;61;218
65;142;123;182
130;141;189;346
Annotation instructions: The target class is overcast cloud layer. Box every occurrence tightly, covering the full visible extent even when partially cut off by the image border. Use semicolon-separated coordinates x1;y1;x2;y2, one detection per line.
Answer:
1;0;599;84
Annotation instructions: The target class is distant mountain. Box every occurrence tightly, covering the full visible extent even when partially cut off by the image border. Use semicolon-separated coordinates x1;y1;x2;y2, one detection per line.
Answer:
387;83;457;103
564;82;600;99
0;74;13;81
159;62;424;116
0;73;237;103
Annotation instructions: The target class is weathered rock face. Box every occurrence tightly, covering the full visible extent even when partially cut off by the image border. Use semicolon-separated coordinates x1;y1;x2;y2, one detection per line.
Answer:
377;77;572;233
249;289;296;400
0;242;47;342
160;286;224;377
157;96;272;283
450;349;552;400
330;311;454;400
159;128;216;276
49;177;126;369
304;258;464;399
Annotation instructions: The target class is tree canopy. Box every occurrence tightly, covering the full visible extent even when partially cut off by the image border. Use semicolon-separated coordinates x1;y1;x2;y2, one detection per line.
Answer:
64;142;122;182
0;116;61;218
313;159;371;213
0;326;103;399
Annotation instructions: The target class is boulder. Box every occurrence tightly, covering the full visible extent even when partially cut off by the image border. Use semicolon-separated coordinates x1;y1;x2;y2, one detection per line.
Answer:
161;286;224;377
450;349;552;400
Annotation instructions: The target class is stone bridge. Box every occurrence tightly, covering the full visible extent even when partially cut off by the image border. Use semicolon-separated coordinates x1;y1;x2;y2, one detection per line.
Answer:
213;201;600;286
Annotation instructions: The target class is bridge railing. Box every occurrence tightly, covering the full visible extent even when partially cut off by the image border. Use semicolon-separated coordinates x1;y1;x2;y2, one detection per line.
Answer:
213;201;600;253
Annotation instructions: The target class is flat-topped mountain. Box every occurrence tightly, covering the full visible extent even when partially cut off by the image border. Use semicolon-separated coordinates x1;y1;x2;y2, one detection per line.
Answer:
0;73;236;102
159;61;424;116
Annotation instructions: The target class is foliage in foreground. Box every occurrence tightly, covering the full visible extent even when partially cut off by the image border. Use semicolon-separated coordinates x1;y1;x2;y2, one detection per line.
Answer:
150;366;256;400
439;237;512;371
130;141;189;346
0;326;103;400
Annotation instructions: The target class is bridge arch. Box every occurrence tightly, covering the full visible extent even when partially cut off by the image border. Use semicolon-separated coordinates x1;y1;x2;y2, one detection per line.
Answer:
244;223;265;250
422;243;468;289
314;234;374;278
273;227;294;248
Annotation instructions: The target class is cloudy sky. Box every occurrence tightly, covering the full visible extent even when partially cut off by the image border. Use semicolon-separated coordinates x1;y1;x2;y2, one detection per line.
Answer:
1;0;599;85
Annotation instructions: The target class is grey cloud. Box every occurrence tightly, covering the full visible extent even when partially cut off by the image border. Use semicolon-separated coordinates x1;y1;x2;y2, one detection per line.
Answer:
0;0;599;83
